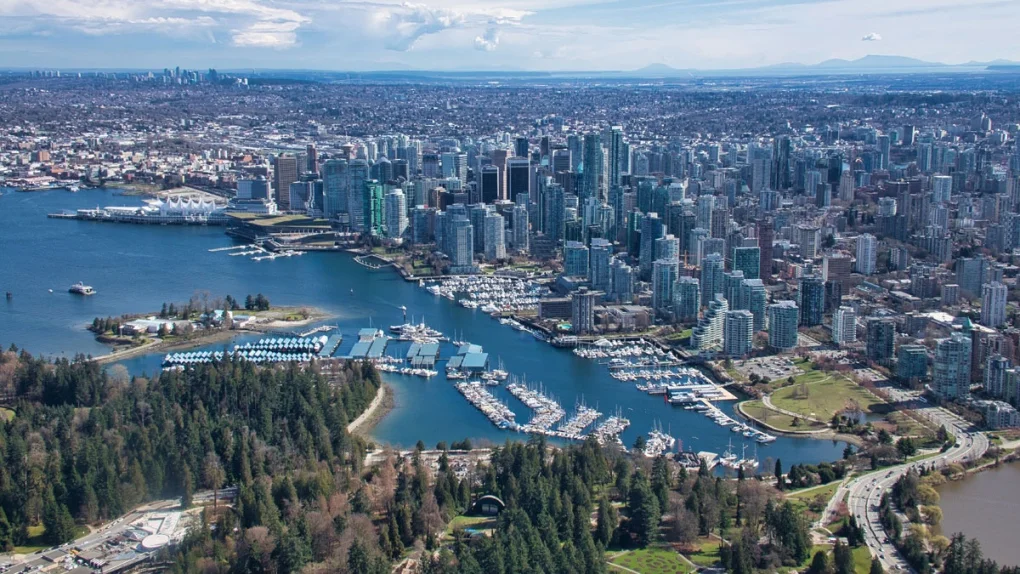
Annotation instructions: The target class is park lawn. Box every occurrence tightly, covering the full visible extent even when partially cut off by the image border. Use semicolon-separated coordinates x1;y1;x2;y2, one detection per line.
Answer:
664;329;693;343
740;401;828;432
852;545;873;574
611;548;692;574
0;407;13;421
771;376;885;422
786;481;841;519
885;411;935;440
14;524;89;554
787;481;841;504
792;369;828;385
685;538;722;567
610;547;693;574
446;515;497;535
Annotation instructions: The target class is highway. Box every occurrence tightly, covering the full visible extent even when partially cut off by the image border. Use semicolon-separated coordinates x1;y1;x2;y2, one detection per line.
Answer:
823;389;989;572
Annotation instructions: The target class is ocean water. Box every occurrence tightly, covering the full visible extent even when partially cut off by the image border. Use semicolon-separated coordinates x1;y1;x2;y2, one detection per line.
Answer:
0;187;846;467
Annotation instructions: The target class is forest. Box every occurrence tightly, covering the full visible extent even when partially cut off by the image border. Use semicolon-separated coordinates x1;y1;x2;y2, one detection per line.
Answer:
0;345;377;564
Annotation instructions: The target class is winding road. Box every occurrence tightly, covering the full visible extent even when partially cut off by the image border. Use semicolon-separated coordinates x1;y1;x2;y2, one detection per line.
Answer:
821;391;989;572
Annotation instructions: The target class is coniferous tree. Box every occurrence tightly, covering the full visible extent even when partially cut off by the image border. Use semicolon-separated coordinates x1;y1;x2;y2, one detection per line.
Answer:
626;469;660;547
808;550;832;574
834;539;854;574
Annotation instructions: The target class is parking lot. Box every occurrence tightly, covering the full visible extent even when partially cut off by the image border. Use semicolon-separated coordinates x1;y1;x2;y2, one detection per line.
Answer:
733;356;803;381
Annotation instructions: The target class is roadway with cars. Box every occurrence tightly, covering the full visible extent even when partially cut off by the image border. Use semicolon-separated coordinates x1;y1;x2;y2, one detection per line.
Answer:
823;391;989;573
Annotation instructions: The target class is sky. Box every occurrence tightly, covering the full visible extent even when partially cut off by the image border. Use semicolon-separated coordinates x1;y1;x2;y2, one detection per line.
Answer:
1;0;1019;71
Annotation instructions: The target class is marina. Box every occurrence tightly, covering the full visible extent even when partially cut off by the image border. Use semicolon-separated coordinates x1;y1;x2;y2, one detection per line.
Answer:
425;275;549;313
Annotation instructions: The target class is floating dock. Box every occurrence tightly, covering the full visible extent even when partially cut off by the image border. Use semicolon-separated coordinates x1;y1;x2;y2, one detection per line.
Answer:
162;335;329;367
346;330;389;359
319;334;343;358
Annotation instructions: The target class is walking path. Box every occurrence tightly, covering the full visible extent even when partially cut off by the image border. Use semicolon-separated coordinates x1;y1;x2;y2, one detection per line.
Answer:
348;384;388;434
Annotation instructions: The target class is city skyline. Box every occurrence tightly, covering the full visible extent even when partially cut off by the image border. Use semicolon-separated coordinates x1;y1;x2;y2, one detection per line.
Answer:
2;0;1019;71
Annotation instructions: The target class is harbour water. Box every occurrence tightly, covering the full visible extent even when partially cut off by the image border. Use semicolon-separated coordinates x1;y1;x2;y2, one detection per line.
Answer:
0;187;846;467
936;462;1020;567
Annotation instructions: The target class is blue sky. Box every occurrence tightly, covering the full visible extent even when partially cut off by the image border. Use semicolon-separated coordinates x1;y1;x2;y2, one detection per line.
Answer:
0;0;1017;70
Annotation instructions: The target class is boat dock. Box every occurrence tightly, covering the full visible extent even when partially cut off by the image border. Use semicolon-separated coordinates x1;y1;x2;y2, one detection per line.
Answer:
405;342;441;368
507;381;565;433
299;325;336;338
208;245;248;252
697;401;777;444
456;381;518;430
163;335;329;367
319;334;343;358
589;415;630;447
346;336;388;360
556;403;601;439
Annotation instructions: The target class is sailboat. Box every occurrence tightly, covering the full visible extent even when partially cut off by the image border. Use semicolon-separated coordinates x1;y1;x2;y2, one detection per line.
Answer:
720;439;738;468
737;444;760;470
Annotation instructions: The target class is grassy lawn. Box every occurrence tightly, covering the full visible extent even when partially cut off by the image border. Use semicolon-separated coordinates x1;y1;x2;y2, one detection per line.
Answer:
771;376;886;422
611;548;693;574
446;515;497;535
792;370;828;385
0;407;13;421
885;411;935;440
685;538;722;567
786;481;841;519
664;329;693;343
740;400;828;432
852;545;873;574
787;481;841;504
14;524;89;554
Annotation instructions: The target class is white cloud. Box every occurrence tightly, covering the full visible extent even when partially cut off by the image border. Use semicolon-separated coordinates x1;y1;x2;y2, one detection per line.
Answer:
0;0;310;48
232;20;302;48
369;3;466;51
474;26;500;51
862;32;882;41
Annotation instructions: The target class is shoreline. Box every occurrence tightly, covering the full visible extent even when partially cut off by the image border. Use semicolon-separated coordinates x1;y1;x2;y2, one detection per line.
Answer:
348;384;392;436
91;329;243;365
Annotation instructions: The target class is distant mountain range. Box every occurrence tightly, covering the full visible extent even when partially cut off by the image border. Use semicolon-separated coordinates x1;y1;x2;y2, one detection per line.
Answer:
626;55;1020;77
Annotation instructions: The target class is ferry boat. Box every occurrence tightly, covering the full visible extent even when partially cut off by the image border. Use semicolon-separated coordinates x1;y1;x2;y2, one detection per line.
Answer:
69;282;96;295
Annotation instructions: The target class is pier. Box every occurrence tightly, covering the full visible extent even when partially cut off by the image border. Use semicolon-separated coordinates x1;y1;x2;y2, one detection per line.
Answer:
353;254;393;269
507;381;565;433
455;382;517;430
48;207;228;226
297;325;337;338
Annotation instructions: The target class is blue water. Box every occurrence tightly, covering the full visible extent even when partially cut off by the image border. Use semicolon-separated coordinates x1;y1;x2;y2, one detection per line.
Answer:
0;187;846;467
